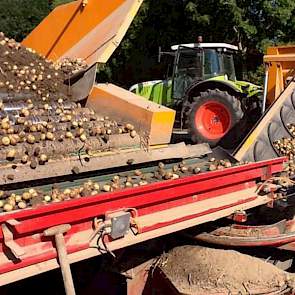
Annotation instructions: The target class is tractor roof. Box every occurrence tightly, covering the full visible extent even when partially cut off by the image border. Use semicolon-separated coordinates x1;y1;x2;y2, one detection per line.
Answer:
171;43;239;51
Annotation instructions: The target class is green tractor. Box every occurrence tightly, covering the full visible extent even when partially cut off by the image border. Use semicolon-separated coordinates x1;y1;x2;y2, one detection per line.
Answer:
130;42;262;147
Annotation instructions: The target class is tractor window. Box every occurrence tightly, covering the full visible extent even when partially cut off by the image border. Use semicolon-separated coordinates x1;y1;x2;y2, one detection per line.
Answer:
204;49;220;77
223;53;236;80
160;53;175;79
178;50;199;70
173;48;202;99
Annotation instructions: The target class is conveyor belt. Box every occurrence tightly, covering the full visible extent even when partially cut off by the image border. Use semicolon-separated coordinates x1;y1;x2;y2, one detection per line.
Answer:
0;143;211;188
234;81;295;162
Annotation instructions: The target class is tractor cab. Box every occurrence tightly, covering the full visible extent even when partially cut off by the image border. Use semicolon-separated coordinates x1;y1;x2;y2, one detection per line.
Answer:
169;43;238;100
130;41;261;147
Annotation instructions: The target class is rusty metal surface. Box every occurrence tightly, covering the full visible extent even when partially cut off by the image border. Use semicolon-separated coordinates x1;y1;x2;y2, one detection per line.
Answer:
191;219;295;248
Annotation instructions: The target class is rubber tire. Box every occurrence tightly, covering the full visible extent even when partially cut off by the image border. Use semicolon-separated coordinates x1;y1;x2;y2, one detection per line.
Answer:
187;89;243;147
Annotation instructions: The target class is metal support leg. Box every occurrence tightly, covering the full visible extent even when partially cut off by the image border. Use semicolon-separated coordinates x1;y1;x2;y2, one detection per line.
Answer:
44;224;76;295
262;64;269;114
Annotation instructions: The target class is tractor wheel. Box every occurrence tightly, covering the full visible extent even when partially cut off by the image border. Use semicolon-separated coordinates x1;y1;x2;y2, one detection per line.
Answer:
187;89;243;147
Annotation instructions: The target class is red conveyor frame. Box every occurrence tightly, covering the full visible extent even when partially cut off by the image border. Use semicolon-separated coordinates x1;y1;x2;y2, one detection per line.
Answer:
0;157;285;285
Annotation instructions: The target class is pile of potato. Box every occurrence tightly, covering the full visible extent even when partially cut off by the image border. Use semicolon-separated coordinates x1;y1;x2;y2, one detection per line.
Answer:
55;57;87;76
0;98;137;169
0;33;66;99
0;32;88;99
274;137;295;160
273;124;295;161
0;32;138;170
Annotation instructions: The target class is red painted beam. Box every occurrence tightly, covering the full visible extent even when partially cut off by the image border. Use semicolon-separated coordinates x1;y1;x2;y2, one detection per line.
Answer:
0;158;284;238
0;157;286;281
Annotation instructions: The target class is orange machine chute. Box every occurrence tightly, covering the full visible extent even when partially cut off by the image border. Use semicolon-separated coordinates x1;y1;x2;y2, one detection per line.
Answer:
264;45;295;105
22;0;143;66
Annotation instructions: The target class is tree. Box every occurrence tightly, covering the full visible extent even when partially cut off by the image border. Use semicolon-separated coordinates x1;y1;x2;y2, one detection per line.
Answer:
182;0;295;81
0;0;74;41
98;0;187;86
99;0;295;86
0;0;294;85
50;0;72;9
0;0;50;41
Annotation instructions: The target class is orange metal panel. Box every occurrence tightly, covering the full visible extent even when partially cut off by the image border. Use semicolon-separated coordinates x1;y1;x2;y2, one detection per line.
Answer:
22;0;143;66
264;45;295;104
87;84;176;145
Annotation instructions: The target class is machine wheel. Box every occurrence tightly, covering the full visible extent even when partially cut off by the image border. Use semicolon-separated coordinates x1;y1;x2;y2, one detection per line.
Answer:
187;89;243;146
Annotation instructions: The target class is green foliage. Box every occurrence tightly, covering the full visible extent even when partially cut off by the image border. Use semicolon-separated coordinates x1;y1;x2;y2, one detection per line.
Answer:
0;0;294;87
247;65;265;86
183;0;295;53
51;0;73;9
101;0;295;87
0;0;50;41
0;0;73;41
98;0;187;86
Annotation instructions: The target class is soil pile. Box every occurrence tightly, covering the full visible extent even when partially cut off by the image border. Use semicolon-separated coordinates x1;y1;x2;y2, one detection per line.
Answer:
0;32;86;101
160;245;295;294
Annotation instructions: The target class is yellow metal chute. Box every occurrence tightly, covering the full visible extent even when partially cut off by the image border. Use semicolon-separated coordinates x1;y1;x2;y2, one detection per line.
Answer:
22;0;143;66
22;0;176;146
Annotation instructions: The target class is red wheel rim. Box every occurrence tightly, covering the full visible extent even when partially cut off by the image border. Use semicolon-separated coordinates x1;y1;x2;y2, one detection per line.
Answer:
195;100;231;140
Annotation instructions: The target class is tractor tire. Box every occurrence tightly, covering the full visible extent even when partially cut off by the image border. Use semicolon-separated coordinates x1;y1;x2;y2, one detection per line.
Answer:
187;89;244;147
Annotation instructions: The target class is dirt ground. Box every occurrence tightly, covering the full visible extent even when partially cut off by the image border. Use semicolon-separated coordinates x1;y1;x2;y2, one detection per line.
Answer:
1;236;295;295
160;245;295;295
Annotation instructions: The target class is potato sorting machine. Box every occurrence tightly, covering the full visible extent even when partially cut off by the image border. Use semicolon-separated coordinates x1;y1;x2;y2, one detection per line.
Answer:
0;1;295;295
